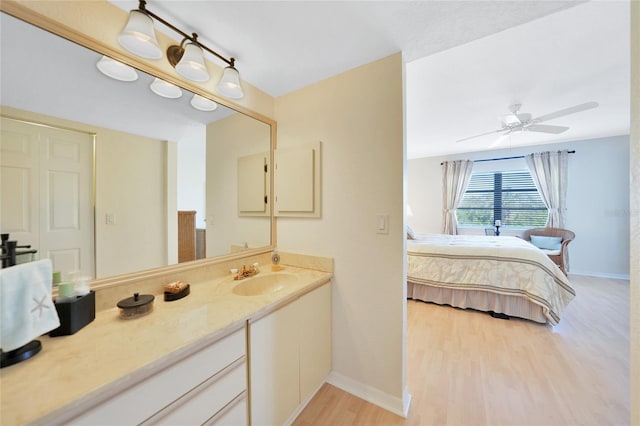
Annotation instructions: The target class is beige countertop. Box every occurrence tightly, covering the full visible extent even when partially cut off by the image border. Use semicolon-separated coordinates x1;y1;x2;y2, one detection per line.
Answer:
0;265;332;425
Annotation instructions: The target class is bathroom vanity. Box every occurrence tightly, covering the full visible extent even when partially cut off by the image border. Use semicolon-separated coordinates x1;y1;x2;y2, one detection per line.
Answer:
0;259;332;425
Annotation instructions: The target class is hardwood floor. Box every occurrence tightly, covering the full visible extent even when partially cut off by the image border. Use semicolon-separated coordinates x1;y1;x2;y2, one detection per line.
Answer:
293;275;630;425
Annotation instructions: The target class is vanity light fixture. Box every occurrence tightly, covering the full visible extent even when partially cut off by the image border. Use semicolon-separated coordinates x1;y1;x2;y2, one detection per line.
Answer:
96;56;139;82
190;94;218;112
119;0;244;98
150;77;183;98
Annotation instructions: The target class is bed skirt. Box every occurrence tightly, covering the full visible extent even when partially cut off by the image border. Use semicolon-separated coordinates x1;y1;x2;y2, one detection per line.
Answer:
407;281;548;324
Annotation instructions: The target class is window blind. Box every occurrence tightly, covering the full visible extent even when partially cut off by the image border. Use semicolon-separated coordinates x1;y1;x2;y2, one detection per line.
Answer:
457;171;548;227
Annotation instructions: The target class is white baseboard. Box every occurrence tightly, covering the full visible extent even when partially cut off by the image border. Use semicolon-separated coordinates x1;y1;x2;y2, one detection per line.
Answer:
284;376;328;426
569;271;630;281
326;371;411;418
403;387;412;417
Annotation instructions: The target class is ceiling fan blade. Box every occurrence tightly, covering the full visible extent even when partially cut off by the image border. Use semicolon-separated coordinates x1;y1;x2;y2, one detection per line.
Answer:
526;124;569;134
456;128;505;143
533;101;599;123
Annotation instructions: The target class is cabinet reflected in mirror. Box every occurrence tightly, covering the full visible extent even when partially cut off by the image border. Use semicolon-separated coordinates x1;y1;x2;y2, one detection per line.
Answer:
0;12;272;279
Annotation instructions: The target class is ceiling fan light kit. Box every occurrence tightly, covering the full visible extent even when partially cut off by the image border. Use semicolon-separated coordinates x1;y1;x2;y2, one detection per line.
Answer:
118;0;244;99
457;101;599;145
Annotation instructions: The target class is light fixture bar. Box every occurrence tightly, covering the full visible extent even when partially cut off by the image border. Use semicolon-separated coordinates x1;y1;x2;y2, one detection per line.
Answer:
136;0;235;67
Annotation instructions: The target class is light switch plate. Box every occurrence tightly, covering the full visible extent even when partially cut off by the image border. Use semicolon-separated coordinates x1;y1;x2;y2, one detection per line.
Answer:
376;214;389;234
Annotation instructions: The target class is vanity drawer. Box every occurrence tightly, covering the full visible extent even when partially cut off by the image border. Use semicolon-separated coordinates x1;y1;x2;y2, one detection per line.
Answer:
147;359;246;425
68;328;245;425
205;392;248;425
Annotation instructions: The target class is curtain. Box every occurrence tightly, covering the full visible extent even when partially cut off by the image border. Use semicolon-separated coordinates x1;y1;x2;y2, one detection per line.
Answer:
525;150;569;227
441;160;474;235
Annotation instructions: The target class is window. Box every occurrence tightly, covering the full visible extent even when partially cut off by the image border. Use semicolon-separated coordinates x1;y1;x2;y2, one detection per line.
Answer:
457;170;548;227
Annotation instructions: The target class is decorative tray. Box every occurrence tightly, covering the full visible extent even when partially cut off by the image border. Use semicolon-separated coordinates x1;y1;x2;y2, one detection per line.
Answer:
164;284;190;301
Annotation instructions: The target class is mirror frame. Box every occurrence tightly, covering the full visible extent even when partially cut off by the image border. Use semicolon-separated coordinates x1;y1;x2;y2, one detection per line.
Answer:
0;0;277;288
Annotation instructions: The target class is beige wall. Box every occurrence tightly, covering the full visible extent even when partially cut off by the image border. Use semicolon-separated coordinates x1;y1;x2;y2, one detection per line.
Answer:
1;106;171;279
274;53;409;414
95;128;172;278
630;1;639;423
206;113;271;256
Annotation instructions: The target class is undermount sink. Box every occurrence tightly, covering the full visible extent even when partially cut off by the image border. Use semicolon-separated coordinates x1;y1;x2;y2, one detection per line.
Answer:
232;273;298;296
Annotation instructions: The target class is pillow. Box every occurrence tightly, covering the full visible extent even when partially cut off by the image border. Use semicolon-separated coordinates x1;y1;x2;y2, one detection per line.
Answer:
407;225;416;240
530;235;562;251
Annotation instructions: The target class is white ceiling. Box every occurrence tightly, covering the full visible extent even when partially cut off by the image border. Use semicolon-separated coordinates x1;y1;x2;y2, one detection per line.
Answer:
1;1;630;158
406;1;630;158
110;1;583;98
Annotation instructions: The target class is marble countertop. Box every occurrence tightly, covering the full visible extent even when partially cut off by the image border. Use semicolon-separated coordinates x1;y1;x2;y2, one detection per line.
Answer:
0;265;332;425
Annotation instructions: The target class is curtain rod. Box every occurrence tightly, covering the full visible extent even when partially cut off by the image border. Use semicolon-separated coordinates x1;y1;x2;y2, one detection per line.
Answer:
441;150;575;165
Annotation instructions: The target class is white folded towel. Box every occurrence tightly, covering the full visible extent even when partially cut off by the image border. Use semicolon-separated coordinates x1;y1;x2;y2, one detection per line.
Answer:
0;259;60;352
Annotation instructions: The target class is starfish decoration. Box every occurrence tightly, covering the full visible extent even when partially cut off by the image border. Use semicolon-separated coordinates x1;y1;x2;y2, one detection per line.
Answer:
31;295;51;318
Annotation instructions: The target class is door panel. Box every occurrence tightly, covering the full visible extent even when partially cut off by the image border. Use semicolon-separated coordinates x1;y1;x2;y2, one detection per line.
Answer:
1;117;93;276
48;248;81;275
1;120;39;247
1;166;32;232
47;170;80;230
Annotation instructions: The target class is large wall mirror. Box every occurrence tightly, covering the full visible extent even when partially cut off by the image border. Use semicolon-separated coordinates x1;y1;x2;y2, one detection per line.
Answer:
0;10;273;281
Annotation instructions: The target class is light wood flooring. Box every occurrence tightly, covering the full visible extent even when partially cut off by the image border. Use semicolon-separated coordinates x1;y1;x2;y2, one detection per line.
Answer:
293;274;630;425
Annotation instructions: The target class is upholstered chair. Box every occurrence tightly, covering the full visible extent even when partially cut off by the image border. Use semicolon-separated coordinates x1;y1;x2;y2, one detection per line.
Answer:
520;228;575;275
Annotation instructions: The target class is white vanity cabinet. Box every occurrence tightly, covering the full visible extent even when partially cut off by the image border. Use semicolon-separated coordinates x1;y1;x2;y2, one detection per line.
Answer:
249;283;331;426
66;327;247;426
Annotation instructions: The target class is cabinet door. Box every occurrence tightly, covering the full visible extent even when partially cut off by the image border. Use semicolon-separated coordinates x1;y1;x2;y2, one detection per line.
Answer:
274;141;321;218
237;152;268;216
298;284;332;399
249;301;300;426
249;283;331;425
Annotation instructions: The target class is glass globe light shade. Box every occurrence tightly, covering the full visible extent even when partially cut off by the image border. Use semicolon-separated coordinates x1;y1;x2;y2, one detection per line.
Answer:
118;10;162;59
96;56;139;82
190;94;218;112
175;42;210;82
150;78;183;99
215;66;244;99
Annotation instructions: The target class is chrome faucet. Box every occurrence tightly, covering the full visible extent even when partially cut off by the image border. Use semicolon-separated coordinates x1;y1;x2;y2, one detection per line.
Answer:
233;262;260;280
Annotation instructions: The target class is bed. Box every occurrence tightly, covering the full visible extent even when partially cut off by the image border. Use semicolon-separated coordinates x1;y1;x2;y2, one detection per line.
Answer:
407;234;576;325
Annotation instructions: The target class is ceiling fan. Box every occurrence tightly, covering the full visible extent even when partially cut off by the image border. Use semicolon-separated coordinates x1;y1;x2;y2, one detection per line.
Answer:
456;101;599;145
